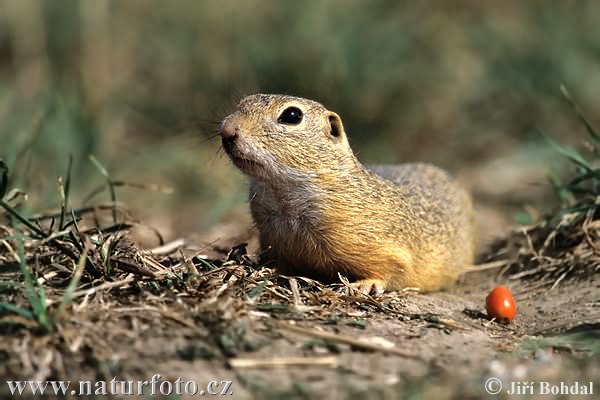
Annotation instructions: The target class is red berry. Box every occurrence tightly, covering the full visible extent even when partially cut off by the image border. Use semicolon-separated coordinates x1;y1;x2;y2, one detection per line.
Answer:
486;285;516;323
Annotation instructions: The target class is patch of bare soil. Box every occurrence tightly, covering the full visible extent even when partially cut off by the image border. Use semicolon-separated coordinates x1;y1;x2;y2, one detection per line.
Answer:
1;199;599;399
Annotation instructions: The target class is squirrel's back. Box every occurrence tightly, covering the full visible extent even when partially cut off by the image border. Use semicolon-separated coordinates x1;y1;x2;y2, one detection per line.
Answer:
368;162;475;289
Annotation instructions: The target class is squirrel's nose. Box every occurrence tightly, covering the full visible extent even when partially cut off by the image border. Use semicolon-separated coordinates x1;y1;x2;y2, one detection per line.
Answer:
220;120;238;140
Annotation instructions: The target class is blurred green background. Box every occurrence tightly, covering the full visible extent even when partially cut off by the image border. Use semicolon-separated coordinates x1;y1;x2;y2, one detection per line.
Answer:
1;1;599;243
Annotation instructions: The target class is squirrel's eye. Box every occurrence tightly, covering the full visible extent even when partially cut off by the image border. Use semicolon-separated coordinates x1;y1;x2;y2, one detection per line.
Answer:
277;107;303;125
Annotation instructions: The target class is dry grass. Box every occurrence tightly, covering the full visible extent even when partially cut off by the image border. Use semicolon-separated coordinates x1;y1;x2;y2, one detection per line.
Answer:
484;208;600;290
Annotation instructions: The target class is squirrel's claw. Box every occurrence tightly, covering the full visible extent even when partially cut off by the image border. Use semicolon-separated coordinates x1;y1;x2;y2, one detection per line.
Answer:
350;279;385;296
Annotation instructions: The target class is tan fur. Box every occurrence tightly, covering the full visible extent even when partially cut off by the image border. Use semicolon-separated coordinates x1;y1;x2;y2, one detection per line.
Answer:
220;94;475;292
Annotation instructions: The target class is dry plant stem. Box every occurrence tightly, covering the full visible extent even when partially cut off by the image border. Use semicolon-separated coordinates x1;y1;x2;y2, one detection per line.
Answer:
277;322;424;361
288;277;302;306
462;260;511;273
229;356;338;369
148;238;186;255
46;275;136;306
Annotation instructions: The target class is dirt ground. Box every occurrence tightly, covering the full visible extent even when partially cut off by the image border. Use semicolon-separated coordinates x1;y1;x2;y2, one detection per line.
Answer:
1;224;599;399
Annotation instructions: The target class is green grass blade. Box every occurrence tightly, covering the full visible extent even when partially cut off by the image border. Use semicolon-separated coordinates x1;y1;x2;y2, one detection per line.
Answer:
547;170;575;205
194;257;218;271
0;158;8;199
0;199;46;238
69;208;101;278
89;154;109;177
545;136;592;171
15;235;51;331
567;168;600;187
0;303;35;320
89;155;118;223
54;245;88;319
560;85;600;150
59;155;73;230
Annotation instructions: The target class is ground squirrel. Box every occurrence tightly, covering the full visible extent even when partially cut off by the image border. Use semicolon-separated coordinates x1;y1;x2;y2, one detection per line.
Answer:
220;94;475;294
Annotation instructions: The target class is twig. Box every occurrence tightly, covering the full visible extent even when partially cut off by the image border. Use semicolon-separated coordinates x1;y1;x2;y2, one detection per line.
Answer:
288;277;302;306
463;259;511;273
110;257;156;278
149;239;186;256
46;275;136;306
229;356;338;369
277;322;424;361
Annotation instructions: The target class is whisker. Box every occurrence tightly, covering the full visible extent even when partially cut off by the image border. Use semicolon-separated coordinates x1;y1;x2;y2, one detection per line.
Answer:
209;146;227;168
197;132;221;147
207;103;227;124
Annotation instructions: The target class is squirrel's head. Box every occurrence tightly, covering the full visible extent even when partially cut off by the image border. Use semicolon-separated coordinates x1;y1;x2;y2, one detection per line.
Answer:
220;94;356;182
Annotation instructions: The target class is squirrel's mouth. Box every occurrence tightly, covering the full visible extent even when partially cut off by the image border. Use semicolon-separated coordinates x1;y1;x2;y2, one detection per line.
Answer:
223;146;262;171
222;137;264;175
229;154;261;170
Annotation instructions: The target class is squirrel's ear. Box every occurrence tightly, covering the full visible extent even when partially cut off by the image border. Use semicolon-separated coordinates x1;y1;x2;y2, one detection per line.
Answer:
325;112;345;143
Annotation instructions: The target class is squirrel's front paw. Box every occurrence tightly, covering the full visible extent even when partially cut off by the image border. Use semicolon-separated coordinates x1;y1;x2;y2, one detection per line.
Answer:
350;279;385;296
